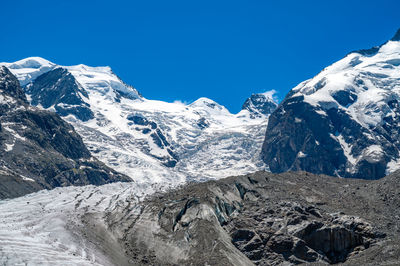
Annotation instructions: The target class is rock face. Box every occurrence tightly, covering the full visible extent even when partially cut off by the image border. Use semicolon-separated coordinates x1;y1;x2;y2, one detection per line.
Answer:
242;92;278;119
262;29;400;179
26;67;94;121
98;171;396;265
0;66;130;199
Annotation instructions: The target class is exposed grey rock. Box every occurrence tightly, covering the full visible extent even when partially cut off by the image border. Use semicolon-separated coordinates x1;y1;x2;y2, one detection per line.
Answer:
392;28;400;41
92;170;400;265
242;93;277;118
0;66;28;104
26;67;94;121
261;29;400;179
0;66;130;199
127;113;179;167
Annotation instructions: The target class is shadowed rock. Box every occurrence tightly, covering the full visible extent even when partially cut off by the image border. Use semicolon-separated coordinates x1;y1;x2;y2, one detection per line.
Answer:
0;67;130;199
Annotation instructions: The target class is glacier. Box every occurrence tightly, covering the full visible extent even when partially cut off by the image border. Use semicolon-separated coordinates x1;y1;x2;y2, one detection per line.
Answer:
1;57;277;187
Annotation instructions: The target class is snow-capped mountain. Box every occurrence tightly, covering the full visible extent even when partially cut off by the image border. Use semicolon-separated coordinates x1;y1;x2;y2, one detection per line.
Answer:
242;90;278;119
262;29;400;179
0;66;129;199
1;57;277;185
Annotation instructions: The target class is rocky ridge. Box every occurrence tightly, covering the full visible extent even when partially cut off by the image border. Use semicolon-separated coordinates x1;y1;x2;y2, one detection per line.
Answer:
262;28;400;179
0;66;130;199
242;91;278;119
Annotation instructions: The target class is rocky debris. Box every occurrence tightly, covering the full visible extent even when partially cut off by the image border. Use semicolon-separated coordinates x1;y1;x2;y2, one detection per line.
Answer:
0;67;130;199
196;117;210;129
96;170;400;265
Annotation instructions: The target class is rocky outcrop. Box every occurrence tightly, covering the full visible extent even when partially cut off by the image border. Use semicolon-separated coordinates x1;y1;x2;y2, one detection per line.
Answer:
26;67;94;121
127;113;179;167
99;171;395;265
0;67;28;104
242;92;277;118
0;66;130;199
261;29;400;179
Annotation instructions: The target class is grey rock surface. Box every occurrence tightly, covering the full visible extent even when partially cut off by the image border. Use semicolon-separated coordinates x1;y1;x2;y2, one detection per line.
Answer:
0;66;130;199
242;93;277;119
88;170;400;265
26;67;94;121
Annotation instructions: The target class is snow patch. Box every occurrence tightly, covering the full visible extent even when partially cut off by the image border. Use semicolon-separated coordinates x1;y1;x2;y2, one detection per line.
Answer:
4;143;14;152
21;175;35;182
362;145;384;163
337;135;356;165
297;151;307;158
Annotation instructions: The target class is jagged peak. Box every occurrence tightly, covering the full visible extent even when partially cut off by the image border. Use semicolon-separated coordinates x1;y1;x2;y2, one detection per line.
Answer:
391;28;400;41
350;28;400;56
254;90;278;102
241;90;278;118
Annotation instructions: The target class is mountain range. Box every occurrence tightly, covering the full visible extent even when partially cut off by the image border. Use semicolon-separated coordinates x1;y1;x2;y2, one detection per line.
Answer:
1;57;277;187
1;29;400;265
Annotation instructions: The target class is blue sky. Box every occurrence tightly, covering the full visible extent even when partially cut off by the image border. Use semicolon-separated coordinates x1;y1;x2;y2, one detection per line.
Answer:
1;0;399;112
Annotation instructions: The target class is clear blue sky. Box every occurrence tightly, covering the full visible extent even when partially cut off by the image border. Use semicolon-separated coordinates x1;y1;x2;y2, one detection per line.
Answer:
1;0;399;112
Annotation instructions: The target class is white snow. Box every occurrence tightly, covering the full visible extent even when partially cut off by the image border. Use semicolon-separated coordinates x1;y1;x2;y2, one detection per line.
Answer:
3;126;27;141
362;145;384;163
292;40;400;129
21;175;35;182
0;57;56;86
69;93;269;185
1;56;272;186
289;39;400;174
386;157;400;174
260;89;278;101
336;134;356;165
4;143;14;152
297;151;307;158
0;182;167;265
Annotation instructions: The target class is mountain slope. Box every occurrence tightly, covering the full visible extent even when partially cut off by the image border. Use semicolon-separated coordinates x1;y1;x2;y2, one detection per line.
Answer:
262;29;400;179
2;57;277;185
0;66;130;199
1;170;399;265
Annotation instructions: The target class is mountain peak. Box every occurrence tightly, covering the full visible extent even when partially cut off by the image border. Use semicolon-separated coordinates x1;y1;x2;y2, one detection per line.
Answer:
391;28;400;41
241;90;278;118
6;57;55;69
1;57;56;86
190;97;223;109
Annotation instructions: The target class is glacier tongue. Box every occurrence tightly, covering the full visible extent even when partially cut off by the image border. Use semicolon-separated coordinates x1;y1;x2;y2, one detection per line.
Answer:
0;182;166;266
